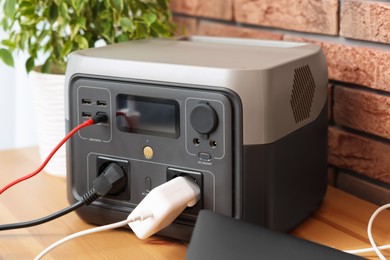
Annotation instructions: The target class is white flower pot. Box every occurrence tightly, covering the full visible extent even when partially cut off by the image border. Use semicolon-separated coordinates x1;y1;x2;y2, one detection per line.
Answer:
30;71;66;177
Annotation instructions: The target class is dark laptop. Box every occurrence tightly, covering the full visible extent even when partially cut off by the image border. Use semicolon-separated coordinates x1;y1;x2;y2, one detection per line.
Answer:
186;210;362;260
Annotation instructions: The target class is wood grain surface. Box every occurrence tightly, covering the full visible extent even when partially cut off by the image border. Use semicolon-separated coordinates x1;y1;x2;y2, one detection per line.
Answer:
0;147;388;259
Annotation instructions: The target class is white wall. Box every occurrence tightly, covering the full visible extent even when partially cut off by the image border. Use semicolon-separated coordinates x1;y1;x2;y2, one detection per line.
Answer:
0;8;38;150
0;53;38;150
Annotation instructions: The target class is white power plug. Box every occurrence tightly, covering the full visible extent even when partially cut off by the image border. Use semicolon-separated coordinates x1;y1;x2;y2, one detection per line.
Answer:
128;175;201;239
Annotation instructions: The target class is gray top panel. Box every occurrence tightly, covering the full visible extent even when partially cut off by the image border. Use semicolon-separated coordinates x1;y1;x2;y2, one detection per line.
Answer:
76;37;314;70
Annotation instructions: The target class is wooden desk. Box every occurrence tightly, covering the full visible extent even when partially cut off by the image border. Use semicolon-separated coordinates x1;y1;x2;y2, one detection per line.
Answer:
0;147;389;259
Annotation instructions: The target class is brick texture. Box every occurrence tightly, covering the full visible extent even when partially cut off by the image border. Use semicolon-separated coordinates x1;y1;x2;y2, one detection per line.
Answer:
170;0;233;20
234;0;339;35
328;84;333;121
283;35;390;91
337;172;390;206
341;0;390;44
333;86;390;139
173;16;198;36
328;127;390;184
197;21;283;40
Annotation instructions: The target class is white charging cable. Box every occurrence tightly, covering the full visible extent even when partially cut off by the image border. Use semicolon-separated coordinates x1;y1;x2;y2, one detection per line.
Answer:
35;175;201;259
344;202;390;259
34;211;153;260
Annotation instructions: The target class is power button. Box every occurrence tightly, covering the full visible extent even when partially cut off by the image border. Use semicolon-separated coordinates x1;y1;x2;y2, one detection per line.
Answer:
143;146;154;159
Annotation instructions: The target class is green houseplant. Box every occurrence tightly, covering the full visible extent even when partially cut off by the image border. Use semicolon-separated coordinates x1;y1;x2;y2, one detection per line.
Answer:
0;0;175;73
0;0;175;176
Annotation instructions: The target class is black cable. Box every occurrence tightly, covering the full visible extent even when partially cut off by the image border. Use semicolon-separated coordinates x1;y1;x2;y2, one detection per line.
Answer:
0;162;126;231
0;201;85;231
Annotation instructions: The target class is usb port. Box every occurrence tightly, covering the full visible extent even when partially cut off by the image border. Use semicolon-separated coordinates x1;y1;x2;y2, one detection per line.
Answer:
97;100;107;107
81;99;92;105
82;112;92;118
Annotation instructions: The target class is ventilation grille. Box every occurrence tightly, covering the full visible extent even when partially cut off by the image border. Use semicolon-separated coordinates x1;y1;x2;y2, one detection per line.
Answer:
290;65;316;123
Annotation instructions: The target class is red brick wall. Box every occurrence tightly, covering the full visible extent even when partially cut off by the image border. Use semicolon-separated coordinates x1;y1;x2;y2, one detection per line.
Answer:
170;0;390;205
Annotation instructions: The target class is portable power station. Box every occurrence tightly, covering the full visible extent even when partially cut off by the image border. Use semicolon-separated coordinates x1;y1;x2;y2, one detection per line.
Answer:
65;36;328;240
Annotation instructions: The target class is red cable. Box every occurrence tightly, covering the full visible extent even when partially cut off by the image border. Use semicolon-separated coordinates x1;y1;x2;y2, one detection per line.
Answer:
0;119;94;195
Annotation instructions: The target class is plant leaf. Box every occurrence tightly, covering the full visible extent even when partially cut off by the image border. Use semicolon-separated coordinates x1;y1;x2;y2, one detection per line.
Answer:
151;22;169;36
49;4;59;24
117;34;129;42
109;0;123;12
70;24;80;40
134;22;147;39
71;0;85;15
0;48;14;67
41;59;52;73
75;35;88;49
61;41;74;57
77;16;86;29
142;12;157;27
19;32;28;50
25;57;35;72
1;39;16;48
4;0;16;17
59;2;69;20
54;41;62;58
19;1;33;9
1;18;8;31
20;5;35;17
37;30;49;43
101;21;115;43
157;0;168;10
120;17;134;33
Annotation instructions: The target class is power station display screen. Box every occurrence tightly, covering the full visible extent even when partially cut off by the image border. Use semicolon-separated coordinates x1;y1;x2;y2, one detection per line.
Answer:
116;94;179;138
